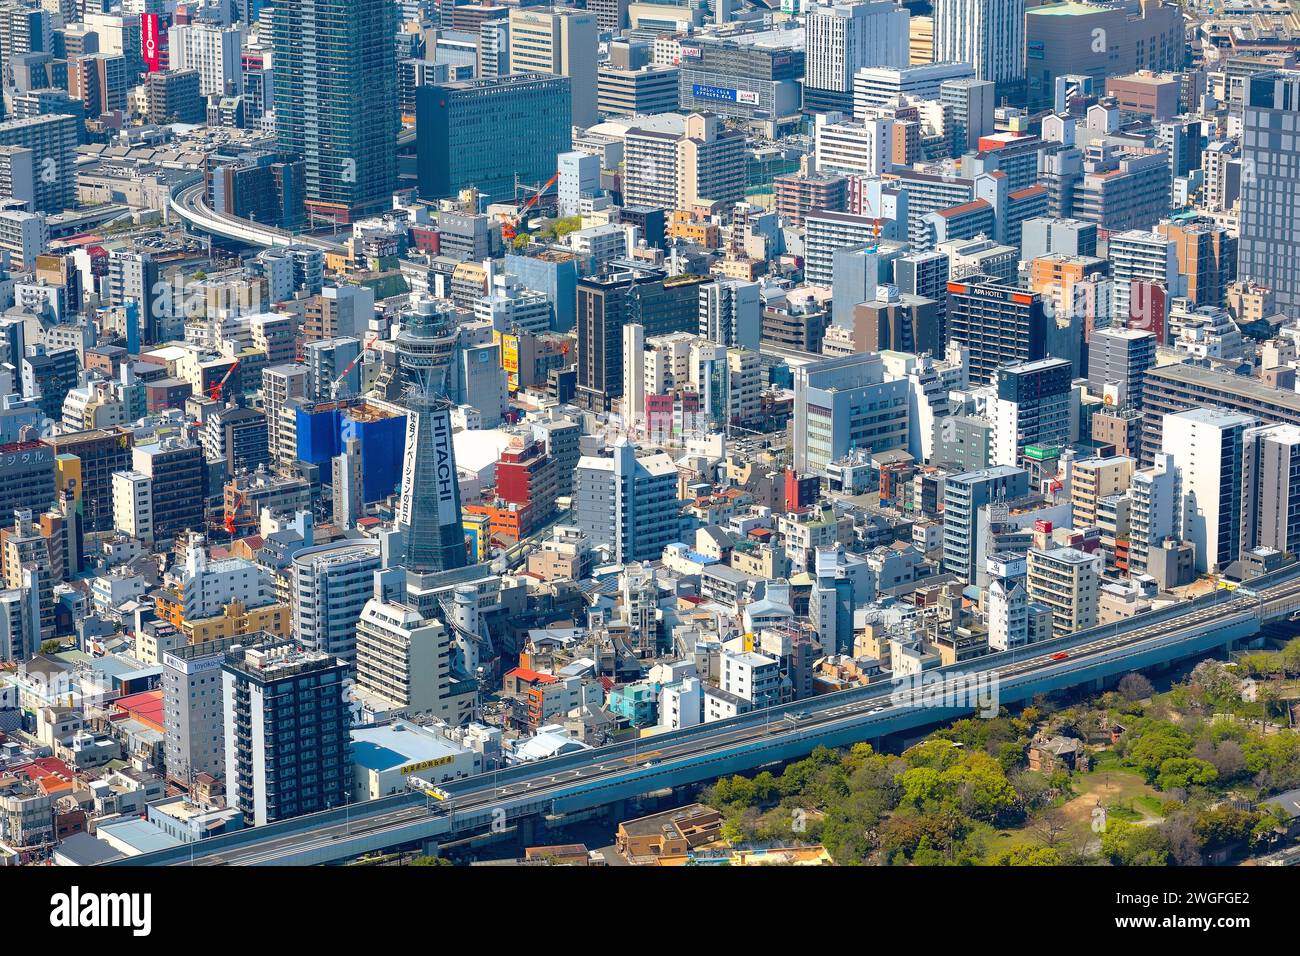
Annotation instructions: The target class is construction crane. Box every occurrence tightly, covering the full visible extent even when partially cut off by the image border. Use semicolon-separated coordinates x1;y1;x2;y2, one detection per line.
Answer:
860;193;883;254
209;360;240;402
501;172;560;242
330;333;380;399
224;490;246;536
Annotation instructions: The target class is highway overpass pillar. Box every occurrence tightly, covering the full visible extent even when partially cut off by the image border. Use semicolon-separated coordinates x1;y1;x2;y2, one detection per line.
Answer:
421;839;441;857
517;814;537;846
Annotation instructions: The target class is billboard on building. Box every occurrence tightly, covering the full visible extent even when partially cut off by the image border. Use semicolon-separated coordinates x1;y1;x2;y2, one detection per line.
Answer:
142;13;164;73
430;406;459;527
691;84;759;106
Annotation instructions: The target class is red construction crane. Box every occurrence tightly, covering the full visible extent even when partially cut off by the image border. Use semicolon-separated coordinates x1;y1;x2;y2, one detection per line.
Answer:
502;172;560;242
224;489;245;536
209;359;241;402
330;333;380;399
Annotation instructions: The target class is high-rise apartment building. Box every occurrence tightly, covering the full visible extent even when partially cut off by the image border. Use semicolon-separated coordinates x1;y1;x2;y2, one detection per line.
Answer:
587;0;630;33
132;437;204;546
1087;328;1155;408
1140;363;1300;464
1239;71;1300;315
291;540;383;663
49;428;132;533
774;170;848;227
145;69;206;125
111;469;153;543
815;115;891;179
1155;217;1236;310
1026;546;1101;636
803;210;884;287
575;263;705;412
804;1;910;113
1163;408;1254;573
168;21;243;98
1241;424;1300;558
942;465;1029;584
68;53;128;118
940;77;995;157
575;438;679;564
1070;455;1135;530
623;113;746;211
262;364;308;472
933;0;1024;90
0;113;76;213
222;643;351;827
699;279;760;349
162;635;260;783
0;2;54;93
992;357;1072;467
986;554;1028;651
1106;229;1181;325
274;0;397;223
355;592;463;723
1128;452;1177;576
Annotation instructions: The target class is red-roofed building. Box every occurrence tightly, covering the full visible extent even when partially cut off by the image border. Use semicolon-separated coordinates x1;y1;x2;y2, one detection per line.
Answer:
502;667;558;697
112;690;165;734
928;199;995;246
7;756;77;795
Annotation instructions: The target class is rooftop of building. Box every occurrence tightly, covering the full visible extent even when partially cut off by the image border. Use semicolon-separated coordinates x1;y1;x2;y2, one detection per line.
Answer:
1030;545;1100;565
95;817;184;854
223;643;338;681
1166;405;1261;426
1146;362;1300;412
351;720;471;772
1027;2;1106;15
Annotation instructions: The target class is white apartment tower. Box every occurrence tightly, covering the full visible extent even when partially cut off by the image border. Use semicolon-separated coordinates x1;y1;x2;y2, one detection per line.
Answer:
1163;408;1254;573
932;0;1024;88
986;553;1028;651
557;150;601;218
1026;546;1101;637
112;469;153;544
805;1;911;110
355;596;460;723
168;21;244;97
1240;423;1300;558
1128;452;1178;576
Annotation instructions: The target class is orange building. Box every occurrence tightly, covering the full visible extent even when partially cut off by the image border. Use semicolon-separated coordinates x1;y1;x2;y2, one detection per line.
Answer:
1028;254;1110;337
464;501;530;544
1155;218;1236;309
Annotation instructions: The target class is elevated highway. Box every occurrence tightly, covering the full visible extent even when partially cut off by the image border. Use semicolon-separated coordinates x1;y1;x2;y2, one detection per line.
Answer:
170;128;415;252
170;181;346;253
109;565;1300;866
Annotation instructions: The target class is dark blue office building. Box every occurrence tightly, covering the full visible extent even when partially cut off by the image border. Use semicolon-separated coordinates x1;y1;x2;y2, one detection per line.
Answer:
416;73;572;204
